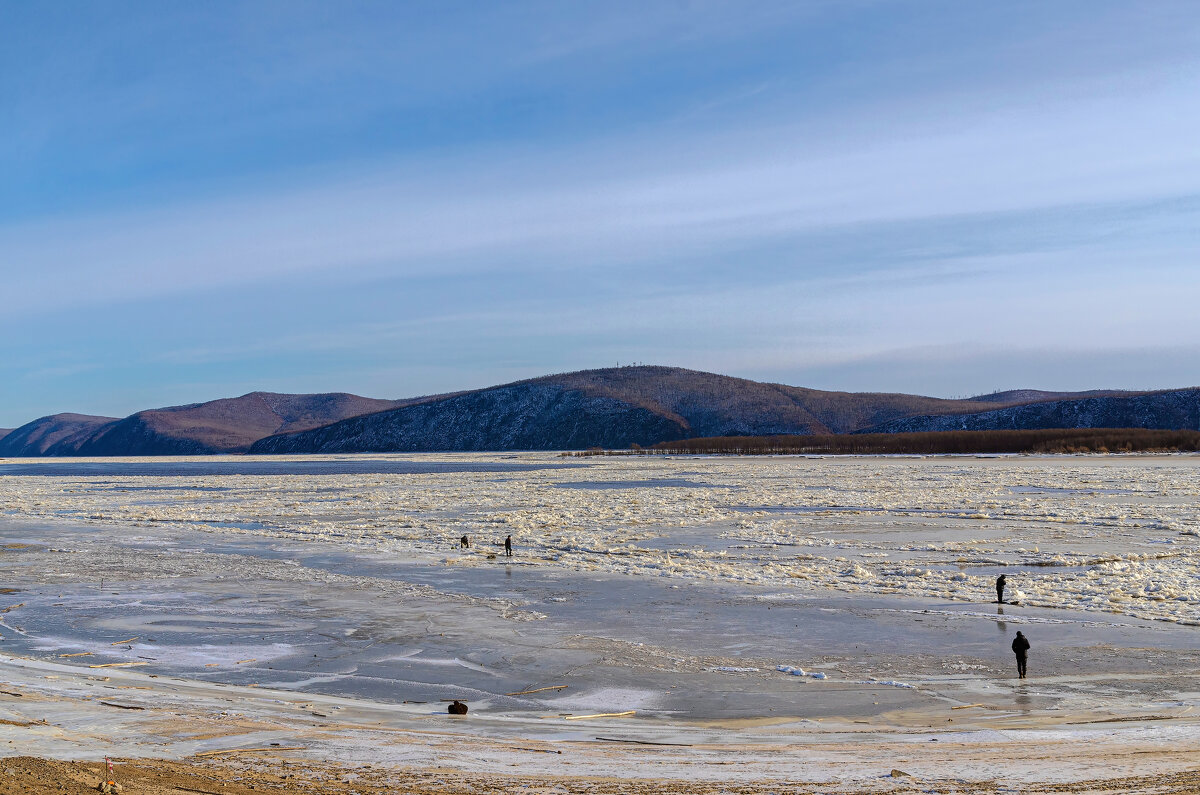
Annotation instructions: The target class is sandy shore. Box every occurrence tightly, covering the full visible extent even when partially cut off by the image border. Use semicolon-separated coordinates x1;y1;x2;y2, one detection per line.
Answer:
5;755;1200;794
3;649;1200;794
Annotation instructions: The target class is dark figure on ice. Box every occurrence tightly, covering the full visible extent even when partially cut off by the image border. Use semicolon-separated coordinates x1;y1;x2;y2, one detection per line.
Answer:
448;700;468;715
995;573;1007;604
459;534;470;549
504;534;513;557
1011;631;1030;679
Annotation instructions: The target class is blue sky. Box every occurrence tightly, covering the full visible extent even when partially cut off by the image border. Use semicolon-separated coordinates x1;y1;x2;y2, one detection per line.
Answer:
3;1;1200;426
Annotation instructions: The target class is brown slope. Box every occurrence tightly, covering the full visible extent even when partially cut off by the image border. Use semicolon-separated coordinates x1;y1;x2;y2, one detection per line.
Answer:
252;379;691;453
772;386;1008;434
542;366;831;436
252;366;1010;454
70;392;404;455
535;366;1031;435
0;413;120;456
970;388;1145;403
866;387;1200;433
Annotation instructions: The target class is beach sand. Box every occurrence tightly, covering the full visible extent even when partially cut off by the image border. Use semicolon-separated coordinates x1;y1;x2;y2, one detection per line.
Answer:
4;755;1200;794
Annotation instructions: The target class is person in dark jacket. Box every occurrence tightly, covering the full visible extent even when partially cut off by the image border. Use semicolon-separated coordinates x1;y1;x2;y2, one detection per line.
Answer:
504;534;513;557
459;534;470;549
995;574;1007;604
448;700;468;715
1011;630;1030;678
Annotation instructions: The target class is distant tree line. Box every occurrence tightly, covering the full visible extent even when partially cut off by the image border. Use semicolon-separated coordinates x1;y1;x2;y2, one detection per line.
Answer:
565;429;1200;456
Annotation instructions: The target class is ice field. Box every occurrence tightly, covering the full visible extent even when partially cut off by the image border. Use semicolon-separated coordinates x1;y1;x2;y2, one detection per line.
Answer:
2;453;1198;625
2;453;1200;789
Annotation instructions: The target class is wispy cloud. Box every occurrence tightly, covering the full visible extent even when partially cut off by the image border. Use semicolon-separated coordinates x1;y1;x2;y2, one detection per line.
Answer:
3;2;1200;423
5;64;1200;316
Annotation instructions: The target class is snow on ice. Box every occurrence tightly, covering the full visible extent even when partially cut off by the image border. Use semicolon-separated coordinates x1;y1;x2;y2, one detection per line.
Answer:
1;453;1198;625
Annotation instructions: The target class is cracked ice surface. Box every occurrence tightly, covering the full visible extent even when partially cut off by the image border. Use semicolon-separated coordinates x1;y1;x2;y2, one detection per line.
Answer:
1;453;1198;625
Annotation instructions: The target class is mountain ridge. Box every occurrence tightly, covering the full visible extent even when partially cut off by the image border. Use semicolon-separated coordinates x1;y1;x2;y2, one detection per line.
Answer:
0;413;121;456
4;367;1195;456
248;366;1126;454
0;393;403;456
866;387;1200;434
969;388;1143;404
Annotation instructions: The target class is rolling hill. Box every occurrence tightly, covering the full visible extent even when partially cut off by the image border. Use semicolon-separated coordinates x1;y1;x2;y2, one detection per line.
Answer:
0;413;120;456
0;393;404;456
969;388;1141;404
867;388;1200;434
249;366;1014;453
5;367;1194;456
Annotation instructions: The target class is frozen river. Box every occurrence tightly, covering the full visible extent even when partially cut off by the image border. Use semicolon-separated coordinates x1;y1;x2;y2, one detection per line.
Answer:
1;453;1199;787
3;452;1199;621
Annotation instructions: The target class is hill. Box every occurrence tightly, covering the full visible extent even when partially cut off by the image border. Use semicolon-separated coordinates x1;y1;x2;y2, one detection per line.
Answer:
867;388;1200;434
7;368;1194;456
249;366;1010;453
969;388;1140;403
0;393;403;456
0;413;121;456
643;428;1200;455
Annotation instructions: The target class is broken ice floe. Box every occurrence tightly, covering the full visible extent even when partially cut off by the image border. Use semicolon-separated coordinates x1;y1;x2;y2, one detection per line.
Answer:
776;665;827;679
3;453;1198;626
859;678;917;689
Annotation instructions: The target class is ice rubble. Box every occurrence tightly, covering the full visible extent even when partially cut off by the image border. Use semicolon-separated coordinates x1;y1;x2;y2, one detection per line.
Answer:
1;453;1198;625
858;678;917;689
776;664;827;679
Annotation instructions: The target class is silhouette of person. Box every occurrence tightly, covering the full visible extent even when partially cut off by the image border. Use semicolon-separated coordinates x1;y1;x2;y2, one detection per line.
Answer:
995;574;1007;604
504;534;513;557
448;700;468;715
459;535;470;549
1011;630;1030;679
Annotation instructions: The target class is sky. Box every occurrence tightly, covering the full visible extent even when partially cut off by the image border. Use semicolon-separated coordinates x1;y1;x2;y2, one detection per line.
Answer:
2;1;1200;426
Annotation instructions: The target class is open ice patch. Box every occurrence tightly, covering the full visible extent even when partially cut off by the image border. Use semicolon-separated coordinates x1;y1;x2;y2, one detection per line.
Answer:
542;687;663;711
142;642;296;667
380;655;498;675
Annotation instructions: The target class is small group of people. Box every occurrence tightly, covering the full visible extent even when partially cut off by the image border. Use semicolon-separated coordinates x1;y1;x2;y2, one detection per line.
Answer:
458;533;513;557
995;573;1031;679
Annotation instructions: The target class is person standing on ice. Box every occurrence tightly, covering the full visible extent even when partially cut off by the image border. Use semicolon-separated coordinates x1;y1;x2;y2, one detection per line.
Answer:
459;534;470;549
995;573;1007;604
504;534;513;557
1011;631;1030;678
